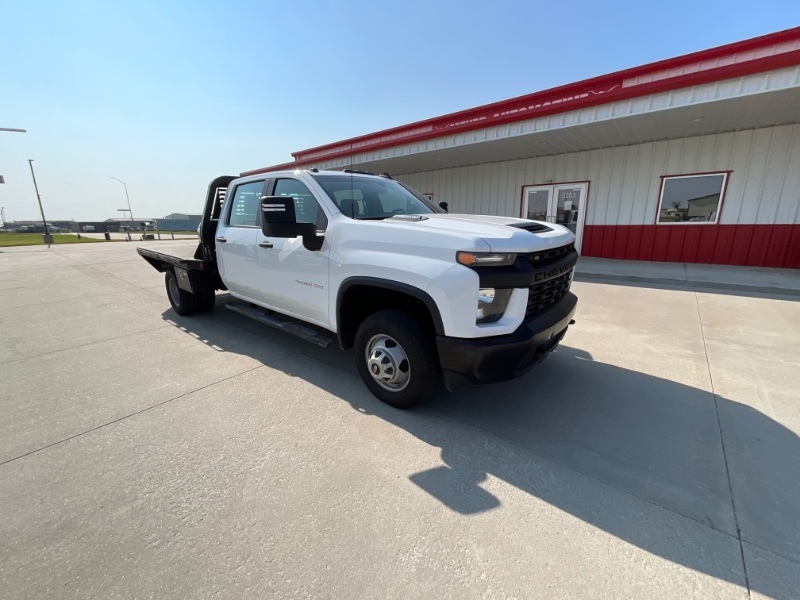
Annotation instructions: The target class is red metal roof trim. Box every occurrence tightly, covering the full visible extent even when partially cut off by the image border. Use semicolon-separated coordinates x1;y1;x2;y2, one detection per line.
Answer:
243;27;800;176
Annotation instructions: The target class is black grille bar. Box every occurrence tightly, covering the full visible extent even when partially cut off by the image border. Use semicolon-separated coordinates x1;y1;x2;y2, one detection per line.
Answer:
527;242;574;266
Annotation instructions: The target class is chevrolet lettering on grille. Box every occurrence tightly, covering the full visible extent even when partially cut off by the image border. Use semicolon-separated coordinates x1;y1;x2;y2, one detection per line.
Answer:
533;259;577;283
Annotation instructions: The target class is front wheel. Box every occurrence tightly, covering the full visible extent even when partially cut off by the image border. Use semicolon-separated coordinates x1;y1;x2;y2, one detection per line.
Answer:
354;309;440;409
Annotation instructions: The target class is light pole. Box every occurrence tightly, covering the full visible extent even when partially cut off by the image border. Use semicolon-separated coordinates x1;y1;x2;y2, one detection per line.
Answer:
111;177;134;236
28;160;52;243
0;128;27;133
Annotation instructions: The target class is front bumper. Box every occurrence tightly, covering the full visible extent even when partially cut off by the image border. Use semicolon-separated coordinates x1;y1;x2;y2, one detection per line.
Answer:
436;291;577;391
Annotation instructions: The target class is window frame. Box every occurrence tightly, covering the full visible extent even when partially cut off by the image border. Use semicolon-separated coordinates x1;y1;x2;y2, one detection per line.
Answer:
654;171;731;226
225;179;267;228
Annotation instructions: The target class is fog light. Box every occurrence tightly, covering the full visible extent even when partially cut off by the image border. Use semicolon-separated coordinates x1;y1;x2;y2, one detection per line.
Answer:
476;288;513;324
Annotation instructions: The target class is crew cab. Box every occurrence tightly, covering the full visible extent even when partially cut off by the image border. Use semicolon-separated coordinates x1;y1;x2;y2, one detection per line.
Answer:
138;170;578;408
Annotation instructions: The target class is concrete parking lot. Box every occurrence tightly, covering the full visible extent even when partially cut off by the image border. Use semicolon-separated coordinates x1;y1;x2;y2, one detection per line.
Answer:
1;241;799;599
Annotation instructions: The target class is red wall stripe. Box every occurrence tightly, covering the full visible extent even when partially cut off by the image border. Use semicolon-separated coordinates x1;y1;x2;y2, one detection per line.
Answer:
745;226;772;267
695;227;719;264
638;226;657;262
728;225;755;265
612;226;628;259
664;227;687;263
711;227;737;264
601;226;617;258
680;227;703;263
787;230;800;269
766;227;793;268
582;224;800;268
625;225;643;259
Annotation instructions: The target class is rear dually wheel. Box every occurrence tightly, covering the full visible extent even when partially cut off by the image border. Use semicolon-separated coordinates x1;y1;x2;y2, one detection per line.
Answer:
165;269;198;316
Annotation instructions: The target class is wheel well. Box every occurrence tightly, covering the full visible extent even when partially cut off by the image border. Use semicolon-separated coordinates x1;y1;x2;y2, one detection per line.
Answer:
338;285;438;349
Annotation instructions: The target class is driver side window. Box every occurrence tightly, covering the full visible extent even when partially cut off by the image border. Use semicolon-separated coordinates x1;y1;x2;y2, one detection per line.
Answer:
273;179;328;231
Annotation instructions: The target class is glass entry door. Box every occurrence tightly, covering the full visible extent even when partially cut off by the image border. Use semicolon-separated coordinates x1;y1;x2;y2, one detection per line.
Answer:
522;182;587;251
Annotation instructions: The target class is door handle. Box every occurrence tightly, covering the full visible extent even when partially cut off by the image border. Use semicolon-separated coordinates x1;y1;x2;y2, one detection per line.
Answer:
258;241;274;249
216;236;227;243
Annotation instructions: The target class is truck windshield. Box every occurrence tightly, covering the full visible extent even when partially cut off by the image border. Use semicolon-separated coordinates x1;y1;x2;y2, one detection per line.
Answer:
314;175;441;220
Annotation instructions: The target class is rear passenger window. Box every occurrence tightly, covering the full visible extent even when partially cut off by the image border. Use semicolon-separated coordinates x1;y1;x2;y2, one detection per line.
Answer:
273;179;328;231
227;180;264;227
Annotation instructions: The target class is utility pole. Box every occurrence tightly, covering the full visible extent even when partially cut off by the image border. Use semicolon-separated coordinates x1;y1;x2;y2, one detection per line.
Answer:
28;160;52;243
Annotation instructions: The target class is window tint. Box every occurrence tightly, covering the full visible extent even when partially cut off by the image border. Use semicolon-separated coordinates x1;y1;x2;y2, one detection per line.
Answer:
227;180;264;227
657;174;727;224
273;179;328;231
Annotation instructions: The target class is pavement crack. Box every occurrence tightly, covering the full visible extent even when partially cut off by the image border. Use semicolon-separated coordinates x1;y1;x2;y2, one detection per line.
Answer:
695;290;752;597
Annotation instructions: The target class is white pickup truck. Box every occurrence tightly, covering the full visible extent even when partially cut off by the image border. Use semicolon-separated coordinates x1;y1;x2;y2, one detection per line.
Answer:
138;169;578;408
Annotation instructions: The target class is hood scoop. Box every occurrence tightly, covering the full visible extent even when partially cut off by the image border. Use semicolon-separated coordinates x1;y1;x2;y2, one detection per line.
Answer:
509;222;553;233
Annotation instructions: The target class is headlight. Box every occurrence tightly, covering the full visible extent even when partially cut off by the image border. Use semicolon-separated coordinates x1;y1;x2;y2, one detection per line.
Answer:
476;288;513;324
456;251;516;267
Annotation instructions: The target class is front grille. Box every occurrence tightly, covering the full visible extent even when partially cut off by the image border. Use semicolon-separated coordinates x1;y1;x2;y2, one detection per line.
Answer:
527;243;574;266
525;270;573;320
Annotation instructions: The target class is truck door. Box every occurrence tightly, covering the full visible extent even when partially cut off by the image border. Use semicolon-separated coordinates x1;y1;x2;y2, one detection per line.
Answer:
256;177;331;327
216;179;266;302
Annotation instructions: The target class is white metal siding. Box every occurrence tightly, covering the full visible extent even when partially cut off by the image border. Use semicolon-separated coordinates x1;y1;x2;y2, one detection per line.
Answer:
399;124;800;226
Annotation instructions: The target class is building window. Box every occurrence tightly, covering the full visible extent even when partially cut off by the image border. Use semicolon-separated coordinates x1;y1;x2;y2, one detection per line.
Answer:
656;173;729;225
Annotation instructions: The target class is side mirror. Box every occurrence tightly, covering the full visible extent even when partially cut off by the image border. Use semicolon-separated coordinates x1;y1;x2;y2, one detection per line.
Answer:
261;196;323;251
439;201;449;212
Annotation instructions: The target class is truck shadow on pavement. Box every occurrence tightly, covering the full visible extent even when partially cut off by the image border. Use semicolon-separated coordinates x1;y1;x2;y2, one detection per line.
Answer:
162;301;799;597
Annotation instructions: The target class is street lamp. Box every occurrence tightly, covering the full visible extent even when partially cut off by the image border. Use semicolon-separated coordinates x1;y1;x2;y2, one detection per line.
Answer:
110;177;134;232
28;159;52;243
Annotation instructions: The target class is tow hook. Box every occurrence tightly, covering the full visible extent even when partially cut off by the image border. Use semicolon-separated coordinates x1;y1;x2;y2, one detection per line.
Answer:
569;319;576;325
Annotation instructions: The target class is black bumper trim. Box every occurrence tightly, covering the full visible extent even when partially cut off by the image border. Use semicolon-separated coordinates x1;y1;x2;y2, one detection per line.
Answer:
437;292;577;391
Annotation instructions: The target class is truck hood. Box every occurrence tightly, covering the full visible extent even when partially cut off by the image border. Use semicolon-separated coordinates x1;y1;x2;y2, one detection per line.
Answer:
386;213;575;253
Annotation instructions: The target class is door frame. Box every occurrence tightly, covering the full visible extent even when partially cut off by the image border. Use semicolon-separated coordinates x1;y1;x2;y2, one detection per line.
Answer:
519;180;590;252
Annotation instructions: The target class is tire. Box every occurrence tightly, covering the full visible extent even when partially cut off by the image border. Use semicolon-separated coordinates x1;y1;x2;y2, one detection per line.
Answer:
354;309;441;409
165;269;198;316
196;288;215;312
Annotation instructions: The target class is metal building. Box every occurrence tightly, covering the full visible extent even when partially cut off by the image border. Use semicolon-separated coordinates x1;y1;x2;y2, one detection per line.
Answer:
248;27;800;268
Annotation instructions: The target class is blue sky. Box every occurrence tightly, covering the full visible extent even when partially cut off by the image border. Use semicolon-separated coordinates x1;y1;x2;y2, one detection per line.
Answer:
1;0;798;221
